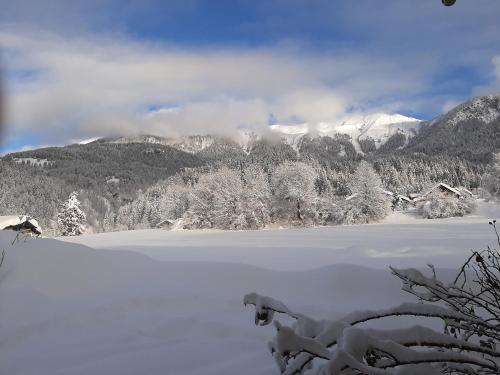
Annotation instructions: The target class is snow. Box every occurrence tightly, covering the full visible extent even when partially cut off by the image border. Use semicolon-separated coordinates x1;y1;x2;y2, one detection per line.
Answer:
423;182;462;197
270;112;421;151
13;157;53;167
77;137;100;145
0;215;28;229
1;210;499;374
63;212;497;271
0;215;42;233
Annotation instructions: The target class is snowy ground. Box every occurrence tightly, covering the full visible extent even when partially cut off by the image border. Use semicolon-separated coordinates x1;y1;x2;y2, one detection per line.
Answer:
64;211;496;271
1;208;499;375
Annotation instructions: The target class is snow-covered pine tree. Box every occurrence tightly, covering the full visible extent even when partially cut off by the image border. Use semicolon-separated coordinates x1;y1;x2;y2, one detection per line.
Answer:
345;161;391;223
57;192;86;236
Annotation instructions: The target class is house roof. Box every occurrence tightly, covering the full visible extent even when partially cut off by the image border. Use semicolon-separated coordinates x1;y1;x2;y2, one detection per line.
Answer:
396;194;412;202
424;183;462;198
458;187;474;196
0;215;42;234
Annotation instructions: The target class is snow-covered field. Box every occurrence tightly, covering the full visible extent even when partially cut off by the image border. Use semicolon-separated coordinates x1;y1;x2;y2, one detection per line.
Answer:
1;210;499;375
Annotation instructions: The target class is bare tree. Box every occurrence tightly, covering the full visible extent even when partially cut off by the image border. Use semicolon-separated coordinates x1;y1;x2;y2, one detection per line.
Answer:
244;224;500;374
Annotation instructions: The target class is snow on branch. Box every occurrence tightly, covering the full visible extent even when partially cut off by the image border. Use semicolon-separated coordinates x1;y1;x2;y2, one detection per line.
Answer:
244;225;500;374
244;293;293;326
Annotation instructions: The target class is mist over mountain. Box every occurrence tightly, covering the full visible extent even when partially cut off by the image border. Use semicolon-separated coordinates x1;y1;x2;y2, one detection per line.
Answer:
78;94;500;161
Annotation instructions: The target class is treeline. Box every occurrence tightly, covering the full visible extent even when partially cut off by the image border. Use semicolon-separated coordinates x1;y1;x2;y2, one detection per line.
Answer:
114;161;392;231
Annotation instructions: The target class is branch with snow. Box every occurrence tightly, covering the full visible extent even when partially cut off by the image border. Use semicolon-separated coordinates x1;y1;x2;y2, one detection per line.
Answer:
244;224;500;374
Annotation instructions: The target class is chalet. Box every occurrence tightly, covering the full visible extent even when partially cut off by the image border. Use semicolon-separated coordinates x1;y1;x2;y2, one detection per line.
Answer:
417;183;462;201
156;218;175;229
0;216;42;236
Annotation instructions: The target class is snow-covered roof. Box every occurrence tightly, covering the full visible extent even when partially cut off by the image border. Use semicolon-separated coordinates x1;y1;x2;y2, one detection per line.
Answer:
396;194;412;202
458;187;474;197
0;215;27;229
345;193;359;201
0;215;42;234
427;183;462;197
412;183;463;202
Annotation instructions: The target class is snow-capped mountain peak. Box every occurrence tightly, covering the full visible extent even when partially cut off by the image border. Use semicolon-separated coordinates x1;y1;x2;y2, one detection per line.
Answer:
269;113;422;152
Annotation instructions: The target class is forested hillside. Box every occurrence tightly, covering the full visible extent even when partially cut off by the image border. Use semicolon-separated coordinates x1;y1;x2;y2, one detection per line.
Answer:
0;143;204;233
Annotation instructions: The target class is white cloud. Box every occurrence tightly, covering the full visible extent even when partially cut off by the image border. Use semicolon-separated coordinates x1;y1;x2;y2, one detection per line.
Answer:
471;56;500;98
442;100;461;114
0;29;440;144
494;56;500;83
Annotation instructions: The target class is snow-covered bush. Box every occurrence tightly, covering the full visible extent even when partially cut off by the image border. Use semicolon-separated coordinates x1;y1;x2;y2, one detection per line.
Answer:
422;194;476;219
271;162;319;225
184;166;271;230
244;223;500;374
316;197;346;225
57;192;86;236
241;164;272;228
344;161;392;224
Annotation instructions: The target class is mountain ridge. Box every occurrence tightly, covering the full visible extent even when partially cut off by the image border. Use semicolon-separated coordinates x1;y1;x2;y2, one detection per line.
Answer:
4;94;500;161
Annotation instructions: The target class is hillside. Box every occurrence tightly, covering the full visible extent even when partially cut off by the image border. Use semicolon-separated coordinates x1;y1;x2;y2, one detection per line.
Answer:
405;95;500;162
4;142;205;193
0;143;205;231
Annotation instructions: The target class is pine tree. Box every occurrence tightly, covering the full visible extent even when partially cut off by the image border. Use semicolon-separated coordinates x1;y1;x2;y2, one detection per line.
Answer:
57;192;86;236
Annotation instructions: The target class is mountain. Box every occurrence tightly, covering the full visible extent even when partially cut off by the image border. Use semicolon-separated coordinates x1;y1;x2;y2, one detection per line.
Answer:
72;95;500;161
5;94;500;175
2;142;205;194
109;134;217;154
406;94;500;162
103;112;422;158
270;113;421;153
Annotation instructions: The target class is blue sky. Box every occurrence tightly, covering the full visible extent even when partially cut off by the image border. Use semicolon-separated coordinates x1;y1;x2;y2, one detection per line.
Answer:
1;0;500;152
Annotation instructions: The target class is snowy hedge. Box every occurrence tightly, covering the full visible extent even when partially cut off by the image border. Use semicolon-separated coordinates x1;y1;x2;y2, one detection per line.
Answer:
422;195;476;219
